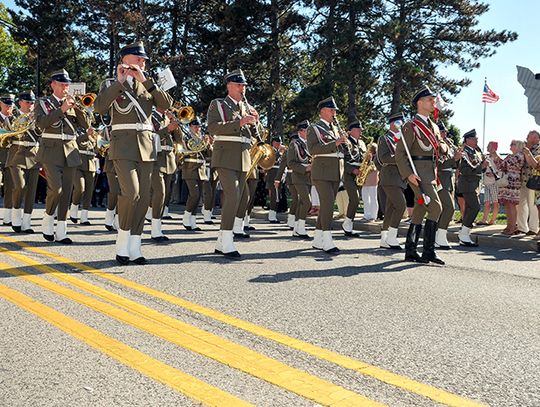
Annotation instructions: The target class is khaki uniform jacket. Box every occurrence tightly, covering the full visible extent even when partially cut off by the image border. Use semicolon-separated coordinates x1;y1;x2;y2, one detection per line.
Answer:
265;148;284;188
376;132;406;188
94;78;172;162
306;120;344;182
6;119;41;169
152;112;181;175
456;146;483;194
207;95;252;172
344;136;366;176
77;135;97;172
287;137;311;185
395;115;447;185
35;96;91;168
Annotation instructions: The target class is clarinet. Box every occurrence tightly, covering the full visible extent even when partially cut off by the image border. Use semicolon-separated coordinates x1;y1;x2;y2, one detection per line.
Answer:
242;95;262;142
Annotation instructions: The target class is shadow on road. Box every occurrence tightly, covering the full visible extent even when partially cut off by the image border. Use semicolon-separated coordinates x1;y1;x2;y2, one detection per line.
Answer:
249;260;418;283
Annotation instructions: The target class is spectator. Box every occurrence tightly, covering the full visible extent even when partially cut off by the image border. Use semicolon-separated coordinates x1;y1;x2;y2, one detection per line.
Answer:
361;143;379;221
477;146;499;225
490;140;526;235
523;146;540;239
517;130;540;235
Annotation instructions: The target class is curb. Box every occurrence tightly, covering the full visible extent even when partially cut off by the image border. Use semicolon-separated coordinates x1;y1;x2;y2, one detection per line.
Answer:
251;209;540;253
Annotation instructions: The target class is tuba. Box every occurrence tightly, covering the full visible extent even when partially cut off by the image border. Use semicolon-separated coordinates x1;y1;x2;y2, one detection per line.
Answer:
0;112;35;148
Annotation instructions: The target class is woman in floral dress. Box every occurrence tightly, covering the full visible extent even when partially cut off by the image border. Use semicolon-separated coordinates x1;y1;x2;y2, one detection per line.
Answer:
489;140;525;235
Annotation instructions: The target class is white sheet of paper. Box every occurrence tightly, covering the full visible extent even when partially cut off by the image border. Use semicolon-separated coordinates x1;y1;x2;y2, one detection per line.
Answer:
157;68;177;91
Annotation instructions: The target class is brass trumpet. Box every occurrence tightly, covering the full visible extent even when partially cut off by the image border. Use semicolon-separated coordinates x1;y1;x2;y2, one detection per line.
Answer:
170;101;195;124
77;93;96;108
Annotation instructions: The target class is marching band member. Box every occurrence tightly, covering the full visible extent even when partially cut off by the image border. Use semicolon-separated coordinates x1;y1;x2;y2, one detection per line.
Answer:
287;122;312;238
35;70;92;244
395;86;447;264
266;135;285;224
0;93;15;226
435;122;462;249
7;91;40;233
149;107;181;241
307;97;348;253
70;127;98;225
207;69;256;257
456;129;487;246
181;117;207;232
342;117;366;237
376;112;407;249
201;134;218;224
94;41;172;265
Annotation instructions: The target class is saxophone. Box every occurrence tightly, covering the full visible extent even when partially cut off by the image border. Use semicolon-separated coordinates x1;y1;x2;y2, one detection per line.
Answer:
355;137;375;187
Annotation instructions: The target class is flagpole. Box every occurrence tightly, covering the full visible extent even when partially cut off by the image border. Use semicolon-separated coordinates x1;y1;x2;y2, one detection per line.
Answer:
482;77;487;152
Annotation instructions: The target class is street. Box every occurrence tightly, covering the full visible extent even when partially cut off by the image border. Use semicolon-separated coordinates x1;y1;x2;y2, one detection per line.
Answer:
0;208;539;407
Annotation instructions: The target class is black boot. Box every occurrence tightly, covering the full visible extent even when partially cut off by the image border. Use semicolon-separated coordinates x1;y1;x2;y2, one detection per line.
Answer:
405;224;427;263
421;219;445;265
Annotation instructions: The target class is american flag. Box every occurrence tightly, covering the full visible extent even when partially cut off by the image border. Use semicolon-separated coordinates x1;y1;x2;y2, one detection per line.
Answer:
482;82;499;103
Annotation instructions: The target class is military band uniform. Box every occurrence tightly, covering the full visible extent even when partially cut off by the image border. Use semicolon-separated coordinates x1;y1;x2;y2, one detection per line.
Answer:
237;166;258;234
201;144;218;224
101;126;119;231
435;127;458;249
0;102;15;226
287;133;311;237
6;91;41;233
70;131;97;225
307;97;345;253
376;123;406;249
456;131;483;247
182;137;208;232
35;72;92;243
342;119;366;236
395;86;447;264
150;110;181;240
265;141;285;223
207;70;253;256
94;42;172;264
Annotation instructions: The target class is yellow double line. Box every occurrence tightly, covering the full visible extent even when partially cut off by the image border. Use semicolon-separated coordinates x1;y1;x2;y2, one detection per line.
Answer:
0;234;486;406
0;246;382;407
0;280;251;407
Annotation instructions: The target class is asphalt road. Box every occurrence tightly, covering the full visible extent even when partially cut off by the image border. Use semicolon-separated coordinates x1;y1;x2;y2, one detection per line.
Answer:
0;207;539;407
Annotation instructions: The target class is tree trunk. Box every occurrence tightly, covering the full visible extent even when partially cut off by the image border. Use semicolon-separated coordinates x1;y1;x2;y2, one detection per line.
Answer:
346;0;357;120
390;1;406;114
269;0;283;136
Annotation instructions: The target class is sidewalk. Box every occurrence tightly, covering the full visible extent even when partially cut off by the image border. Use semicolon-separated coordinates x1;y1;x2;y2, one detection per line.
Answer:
251;208;540;253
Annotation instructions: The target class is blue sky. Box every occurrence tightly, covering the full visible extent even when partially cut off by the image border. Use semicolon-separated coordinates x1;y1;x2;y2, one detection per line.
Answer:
443;1;540;153
2;1;536;152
